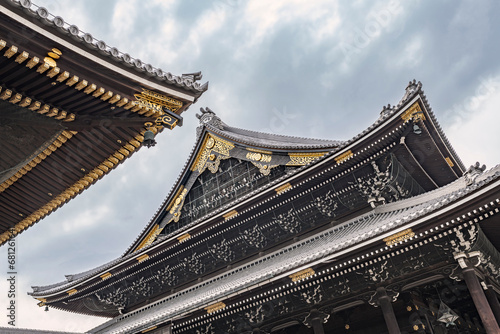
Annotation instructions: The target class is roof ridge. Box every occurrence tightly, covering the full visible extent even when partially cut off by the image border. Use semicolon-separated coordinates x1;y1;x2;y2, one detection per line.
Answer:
2;0;208;93
221;123;340;143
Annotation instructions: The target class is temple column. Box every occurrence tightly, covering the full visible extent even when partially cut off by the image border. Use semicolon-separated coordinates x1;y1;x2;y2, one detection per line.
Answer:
483;281;500;325
311;316;325;334
377;287;401;334
304;309;329;334
456;254;500;333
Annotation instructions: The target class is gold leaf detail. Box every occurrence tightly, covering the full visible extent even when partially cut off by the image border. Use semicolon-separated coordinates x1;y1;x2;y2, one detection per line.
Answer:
67;289;77;295
15;51;29;64
26;56;39;69
136;254;149;262
135;224;163;252
334;150;353;164
177;233;191;243
287;152;327;166
4;45;17;58
191;134;234;174
223;210;238;221
100;272;112;280
401;102;425;122
134;88;183;113
383;228;415;246
205;302;226;314
275;183;292;194
289;268;315;282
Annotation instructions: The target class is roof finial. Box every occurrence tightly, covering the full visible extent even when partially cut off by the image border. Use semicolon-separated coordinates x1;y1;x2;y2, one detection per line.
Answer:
196;107;223;130
464;162;486;185
182;71;203;81
380;104;392;117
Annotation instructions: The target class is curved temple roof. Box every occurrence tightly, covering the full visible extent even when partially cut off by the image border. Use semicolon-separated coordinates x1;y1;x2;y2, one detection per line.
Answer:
30;80;466;300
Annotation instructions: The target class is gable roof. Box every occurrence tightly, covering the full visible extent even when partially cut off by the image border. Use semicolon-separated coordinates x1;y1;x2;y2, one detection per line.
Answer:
29;80;469;314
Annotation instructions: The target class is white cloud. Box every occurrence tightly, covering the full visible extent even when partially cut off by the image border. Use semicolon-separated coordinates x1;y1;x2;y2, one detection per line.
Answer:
234;0;341;59
392;34;423;68
445;74;500;168
111;0;140;40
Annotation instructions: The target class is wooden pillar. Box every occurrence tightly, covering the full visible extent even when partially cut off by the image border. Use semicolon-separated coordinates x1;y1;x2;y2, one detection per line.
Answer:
311;317;325;334
461;266;500;333
484;283;500;325
377;287;401;334
309;309;326;334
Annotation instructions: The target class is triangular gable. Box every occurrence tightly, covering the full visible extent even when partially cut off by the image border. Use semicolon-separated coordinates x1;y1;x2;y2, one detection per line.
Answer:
127;109;337;254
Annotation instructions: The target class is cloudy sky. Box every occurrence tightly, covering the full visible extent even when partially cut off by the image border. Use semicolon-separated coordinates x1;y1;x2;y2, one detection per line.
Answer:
1;0;500;331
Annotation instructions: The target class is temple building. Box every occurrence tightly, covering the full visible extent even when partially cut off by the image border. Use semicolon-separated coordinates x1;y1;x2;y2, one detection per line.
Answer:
0;0;207;245
29;80;500;334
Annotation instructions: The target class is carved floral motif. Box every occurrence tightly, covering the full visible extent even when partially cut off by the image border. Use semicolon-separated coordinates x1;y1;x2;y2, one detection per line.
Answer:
313;190;338;217
209;239;235;263
181;253;205;275
273;209;301;234
240;225;267;249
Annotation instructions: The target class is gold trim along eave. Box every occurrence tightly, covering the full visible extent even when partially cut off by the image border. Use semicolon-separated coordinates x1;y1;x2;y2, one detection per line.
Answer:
134;224;162;252
383;228;415;246
134;88;183;113
286;152;327;166
334;150;353;164
0;136;144;246
0;39;167;119
401;102;426;122
0;130;75;194
289;268;315;282
205;302;226;314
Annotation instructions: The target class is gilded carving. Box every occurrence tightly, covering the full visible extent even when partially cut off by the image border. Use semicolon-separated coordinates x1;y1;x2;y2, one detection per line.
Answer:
275;183;292;194
223;210;238;220
191;134;235;174
100;272;112;280
246;151;272;164
134;88;183;113
135;224;163;252
250;161;279;176
383;228;415;246
169;188;188;222
247;147;272;155
289;268;315;282
136;254;149;262
178;233;191;242
401;102;425;122
205;302;226;314
287;152;326;166
334;150;353;164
